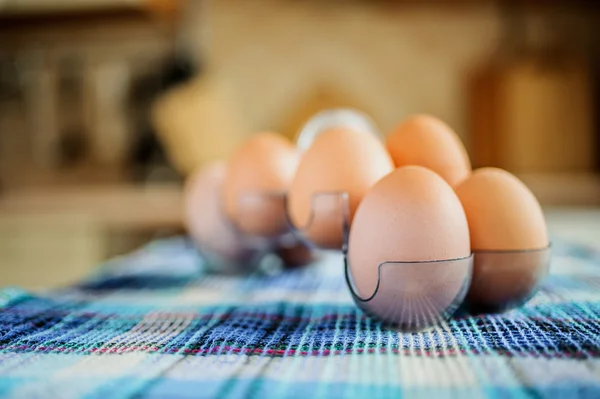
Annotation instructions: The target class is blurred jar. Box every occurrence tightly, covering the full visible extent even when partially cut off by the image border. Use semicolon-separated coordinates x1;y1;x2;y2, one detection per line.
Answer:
152;75;248;176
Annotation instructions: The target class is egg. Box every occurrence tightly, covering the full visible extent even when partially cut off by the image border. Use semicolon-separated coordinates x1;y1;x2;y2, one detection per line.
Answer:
454;167;548;251
223;132;299;237
287;127;394;248
183;162;251;264
386;114;471;186
347;166;472;327
454;167;550;310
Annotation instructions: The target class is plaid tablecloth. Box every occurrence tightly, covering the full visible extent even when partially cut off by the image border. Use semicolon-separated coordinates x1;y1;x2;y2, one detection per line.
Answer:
1;237;599;399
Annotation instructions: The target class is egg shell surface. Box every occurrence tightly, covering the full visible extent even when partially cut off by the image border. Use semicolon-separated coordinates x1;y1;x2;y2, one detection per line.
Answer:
348;165;471;299
287;127;394;247
183;162;249;262
223;132;299;236
386;114;471;186
454;167;548;251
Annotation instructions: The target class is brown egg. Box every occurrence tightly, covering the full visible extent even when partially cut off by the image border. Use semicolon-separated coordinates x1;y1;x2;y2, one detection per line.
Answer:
454;167;550;310
183;162;250;263
349;165;471;298
223;132;299;237
454;167;548;251
287;127;394;248
386;114;471;186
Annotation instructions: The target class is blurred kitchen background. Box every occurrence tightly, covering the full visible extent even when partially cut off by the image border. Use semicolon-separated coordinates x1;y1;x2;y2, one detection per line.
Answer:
1;0;599;290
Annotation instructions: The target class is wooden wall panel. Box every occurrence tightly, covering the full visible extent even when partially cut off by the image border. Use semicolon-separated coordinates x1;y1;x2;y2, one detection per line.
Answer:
205;0;504;141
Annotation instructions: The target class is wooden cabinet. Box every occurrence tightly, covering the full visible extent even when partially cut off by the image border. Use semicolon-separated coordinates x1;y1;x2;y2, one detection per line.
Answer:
468;57;596;174
0;184;183;291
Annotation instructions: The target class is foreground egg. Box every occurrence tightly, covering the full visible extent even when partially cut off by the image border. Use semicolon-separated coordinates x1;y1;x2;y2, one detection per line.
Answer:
223;132;299;237
386;114;471;186
287;127;394;249
454;167;550;311
183;162;256;270
347;166;472;329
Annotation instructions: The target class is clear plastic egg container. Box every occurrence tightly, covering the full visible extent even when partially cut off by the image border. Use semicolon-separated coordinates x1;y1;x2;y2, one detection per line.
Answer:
197;109;376;274
197;191;305;275
195;108;551;331
466;247;551;313
345;255;473;331
289;187;473;331
294;189;549;331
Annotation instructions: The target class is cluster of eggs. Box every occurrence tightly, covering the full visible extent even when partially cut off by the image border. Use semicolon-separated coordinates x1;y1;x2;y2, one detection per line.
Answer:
184;111;550;329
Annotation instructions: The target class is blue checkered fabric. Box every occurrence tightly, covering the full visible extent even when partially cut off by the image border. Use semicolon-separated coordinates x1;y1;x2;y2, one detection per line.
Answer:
1;237;599;398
